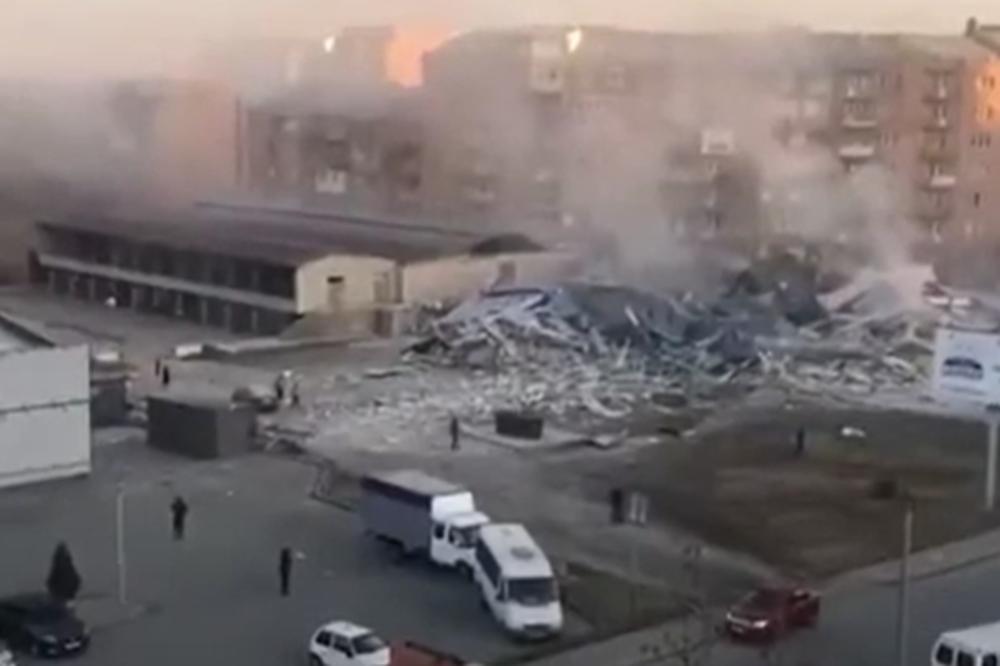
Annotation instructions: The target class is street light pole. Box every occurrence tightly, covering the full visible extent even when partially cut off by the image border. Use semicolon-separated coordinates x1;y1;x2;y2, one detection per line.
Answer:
987;416;999;511
896;501;913;666
115;484;127;606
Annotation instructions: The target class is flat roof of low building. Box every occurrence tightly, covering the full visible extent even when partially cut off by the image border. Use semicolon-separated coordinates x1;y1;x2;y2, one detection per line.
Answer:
39;203;544;268
0;312;55;352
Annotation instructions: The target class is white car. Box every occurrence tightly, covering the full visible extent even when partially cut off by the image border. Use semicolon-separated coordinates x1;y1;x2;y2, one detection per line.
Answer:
0;642;14;666
307;621;390;666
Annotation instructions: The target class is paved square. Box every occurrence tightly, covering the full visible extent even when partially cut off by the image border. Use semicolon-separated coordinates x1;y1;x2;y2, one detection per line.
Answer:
0;433;527;666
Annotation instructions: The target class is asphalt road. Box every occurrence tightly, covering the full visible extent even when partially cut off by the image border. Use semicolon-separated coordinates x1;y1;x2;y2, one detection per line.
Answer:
704;557;1000;666
0;436;569;666
529;548;1000;666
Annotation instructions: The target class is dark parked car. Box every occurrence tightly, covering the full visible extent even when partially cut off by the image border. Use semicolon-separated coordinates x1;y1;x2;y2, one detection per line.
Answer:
724;586;820;643
0;595;89;658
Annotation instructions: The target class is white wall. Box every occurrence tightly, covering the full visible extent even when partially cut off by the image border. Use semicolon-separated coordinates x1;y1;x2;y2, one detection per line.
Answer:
0;345;91;490
401;252;580;304
295;254;395;313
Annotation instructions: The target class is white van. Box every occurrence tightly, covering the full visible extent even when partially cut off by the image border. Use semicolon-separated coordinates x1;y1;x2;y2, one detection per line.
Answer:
472;523;562;640
933;622;1000;666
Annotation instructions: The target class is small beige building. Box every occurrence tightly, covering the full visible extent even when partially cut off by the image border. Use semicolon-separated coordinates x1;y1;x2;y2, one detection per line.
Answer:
33;203;577;335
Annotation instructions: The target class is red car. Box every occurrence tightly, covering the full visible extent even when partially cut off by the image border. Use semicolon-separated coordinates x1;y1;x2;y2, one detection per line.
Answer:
724;587;820;642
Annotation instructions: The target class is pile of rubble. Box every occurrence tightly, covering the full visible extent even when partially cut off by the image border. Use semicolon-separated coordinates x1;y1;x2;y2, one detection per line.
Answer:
408;260;943;423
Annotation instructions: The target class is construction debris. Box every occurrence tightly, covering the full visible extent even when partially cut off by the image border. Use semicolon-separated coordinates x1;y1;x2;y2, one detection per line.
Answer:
277;260;983;456
405;267;942;424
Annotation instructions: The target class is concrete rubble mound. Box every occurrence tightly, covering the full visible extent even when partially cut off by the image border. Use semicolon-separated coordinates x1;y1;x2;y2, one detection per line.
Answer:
409;269;939;422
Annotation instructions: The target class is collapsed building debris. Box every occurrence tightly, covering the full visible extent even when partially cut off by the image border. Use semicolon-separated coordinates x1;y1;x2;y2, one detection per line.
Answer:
406;263;944;425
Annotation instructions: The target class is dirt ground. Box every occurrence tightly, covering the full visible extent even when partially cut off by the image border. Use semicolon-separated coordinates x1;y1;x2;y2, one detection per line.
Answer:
574;405;999;578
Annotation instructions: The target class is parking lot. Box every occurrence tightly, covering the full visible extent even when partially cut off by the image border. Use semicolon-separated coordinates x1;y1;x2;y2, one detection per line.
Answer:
0;431;561;666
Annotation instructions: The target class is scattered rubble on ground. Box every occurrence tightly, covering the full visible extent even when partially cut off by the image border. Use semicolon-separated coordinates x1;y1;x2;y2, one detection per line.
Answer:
279;255;1000;451
402;259;950;425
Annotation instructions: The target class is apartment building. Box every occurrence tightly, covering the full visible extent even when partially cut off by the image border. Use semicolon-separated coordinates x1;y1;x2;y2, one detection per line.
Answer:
109;79;244;205
420;28;831;243
828;34;1000;239
241;92;424;216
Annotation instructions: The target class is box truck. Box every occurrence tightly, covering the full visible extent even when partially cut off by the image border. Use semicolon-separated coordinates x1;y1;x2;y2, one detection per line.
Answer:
360;470;489;573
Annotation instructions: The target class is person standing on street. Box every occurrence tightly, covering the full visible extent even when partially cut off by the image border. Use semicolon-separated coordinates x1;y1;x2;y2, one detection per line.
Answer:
170;495;188;540
279;547;293;597
794;426;806;458
161;364;171;388
273;373;285;406
449;415;461;451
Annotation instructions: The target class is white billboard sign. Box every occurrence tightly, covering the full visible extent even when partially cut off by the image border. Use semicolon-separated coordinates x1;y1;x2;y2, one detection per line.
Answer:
932;327;1000;405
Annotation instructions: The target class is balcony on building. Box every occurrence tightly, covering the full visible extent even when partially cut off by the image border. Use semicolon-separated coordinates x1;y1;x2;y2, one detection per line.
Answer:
924;115;949;130
838;143;876;160
842;115;879;129
844;84;875;100
925;173;958;189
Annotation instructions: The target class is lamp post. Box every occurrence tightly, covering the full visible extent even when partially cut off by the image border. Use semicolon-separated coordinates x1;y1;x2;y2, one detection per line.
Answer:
115;483;127;606
985;404;1000;510
896;499;914;666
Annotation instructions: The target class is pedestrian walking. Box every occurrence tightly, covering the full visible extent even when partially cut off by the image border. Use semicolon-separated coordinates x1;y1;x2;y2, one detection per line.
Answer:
273;374;285;405
170;495;188;540
279;547;293;597
161;364;171;388
449;415;460;451
794;427;806;458
290;379;301;408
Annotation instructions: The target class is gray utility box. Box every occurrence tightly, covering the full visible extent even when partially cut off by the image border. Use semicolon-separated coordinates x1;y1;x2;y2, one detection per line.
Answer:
147;394;255;459
494;410;544;440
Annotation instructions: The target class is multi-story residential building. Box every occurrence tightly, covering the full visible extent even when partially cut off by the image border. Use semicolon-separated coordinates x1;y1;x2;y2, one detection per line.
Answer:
108;79;245;205
828;34;1000;240
241;91;424;215
419;28;779;241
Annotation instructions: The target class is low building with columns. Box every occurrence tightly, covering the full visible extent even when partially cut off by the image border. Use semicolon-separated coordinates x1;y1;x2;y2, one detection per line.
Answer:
31;203;575;336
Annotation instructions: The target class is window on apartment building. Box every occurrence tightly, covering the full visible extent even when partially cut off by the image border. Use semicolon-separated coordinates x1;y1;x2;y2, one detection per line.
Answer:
974;192;983;208
972;133;993;148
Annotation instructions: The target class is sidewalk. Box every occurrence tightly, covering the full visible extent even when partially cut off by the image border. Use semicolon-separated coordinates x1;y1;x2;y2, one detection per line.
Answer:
831;522;1000;589
510;619;717;666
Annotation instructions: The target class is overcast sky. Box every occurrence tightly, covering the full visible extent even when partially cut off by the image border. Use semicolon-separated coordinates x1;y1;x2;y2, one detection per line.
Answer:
0;0;996;78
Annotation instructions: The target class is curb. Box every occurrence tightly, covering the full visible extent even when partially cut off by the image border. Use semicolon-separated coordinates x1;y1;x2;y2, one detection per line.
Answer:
827;532;1000;593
